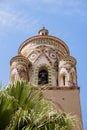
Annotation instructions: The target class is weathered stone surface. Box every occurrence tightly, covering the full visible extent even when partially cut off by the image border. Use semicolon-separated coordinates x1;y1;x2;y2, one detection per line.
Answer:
10;28;83;130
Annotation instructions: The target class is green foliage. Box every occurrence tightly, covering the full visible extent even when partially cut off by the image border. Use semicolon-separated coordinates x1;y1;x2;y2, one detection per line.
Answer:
0;91;18;130
0;81;78;130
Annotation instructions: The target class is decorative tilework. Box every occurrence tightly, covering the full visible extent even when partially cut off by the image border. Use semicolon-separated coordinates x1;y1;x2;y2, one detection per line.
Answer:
34;64;52;86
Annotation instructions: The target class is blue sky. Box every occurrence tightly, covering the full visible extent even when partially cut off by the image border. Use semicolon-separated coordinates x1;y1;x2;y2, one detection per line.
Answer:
0;0;87;129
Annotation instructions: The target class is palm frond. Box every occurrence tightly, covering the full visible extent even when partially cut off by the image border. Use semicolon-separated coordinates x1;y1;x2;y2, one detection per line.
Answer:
0;80;79;130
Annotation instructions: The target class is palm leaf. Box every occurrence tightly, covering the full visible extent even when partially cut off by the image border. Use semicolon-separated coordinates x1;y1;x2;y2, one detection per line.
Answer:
0;81;79;130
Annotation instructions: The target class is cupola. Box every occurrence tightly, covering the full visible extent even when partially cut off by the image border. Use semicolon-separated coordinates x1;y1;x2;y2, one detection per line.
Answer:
38;27;49;36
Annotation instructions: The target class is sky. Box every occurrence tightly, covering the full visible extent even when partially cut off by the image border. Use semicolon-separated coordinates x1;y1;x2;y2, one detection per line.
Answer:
0;0;87;129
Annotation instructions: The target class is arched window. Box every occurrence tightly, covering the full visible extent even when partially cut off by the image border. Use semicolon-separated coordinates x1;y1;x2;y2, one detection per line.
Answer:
71;73;74;82
71;72;76;86
70;68;77;86
38;69;48;85
63;75;66;86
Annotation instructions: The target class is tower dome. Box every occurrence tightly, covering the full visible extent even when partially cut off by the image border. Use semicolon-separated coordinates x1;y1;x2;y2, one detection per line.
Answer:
11;28;77;87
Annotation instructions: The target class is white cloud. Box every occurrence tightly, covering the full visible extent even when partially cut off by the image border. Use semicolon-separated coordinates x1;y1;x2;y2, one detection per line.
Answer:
0;8;39;34
23;0;87;16
43;0;87;16
0;0;86;34
0;1;39;33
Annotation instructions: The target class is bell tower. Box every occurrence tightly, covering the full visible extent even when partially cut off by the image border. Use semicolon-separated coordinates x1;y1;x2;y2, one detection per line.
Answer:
10;28;83;130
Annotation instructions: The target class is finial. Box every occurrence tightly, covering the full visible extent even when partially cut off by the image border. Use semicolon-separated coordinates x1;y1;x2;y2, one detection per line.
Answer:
42;24;45;29
43;26;45;29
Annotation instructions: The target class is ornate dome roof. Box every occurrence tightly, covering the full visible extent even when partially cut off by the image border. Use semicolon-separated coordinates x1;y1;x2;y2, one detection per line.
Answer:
18;28;70;56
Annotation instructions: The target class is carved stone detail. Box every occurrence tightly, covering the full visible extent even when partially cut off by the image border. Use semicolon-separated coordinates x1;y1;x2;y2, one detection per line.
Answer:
59;56;77;87
10;55;29;82
10;30;77;88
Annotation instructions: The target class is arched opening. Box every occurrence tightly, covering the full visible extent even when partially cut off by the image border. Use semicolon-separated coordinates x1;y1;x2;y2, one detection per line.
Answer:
71;73;74;82
59;73;66;86
70;68;77;86
71;72;76;86
38;69;48;85
63;75;66;86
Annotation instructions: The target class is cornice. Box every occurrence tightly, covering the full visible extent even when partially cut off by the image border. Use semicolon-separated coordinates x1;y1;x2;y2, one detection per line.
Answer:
35;86;80;90
60;56;77;65
10;55;29;65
